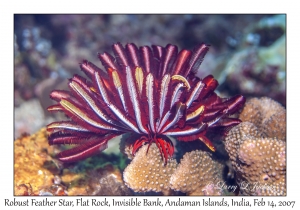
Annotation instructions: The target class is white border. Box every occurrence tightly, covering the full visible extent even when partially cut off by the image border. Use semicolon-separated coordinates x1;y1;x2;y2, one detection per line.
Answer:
2;0;298;209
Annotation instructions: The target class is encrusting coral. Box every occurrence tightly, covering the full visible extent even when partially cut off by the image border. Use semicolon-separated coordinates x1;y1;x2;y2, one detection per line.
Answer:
14;128;132;196
225;97;286;195
123;144;177;195
170;150;225;195
14;128;65;195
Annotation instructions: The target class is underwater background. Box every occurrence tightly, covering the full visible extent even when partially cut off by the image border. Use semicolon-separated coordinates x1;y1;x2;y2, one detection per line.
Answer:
14;14;286;196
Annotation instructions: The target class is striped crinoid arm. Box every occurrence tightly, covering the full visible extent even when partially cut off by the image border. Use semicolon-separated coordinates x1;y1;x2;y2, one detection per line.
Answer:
48;91;116;136
79;59;148;135
153;73;245;152
47;86;126;162
55;133;118;162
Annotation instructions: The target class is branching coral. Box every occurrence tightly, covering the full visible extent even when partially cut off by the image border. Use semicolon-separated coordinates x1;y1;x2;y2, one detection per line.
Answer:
225;122;286;195
170;150;224;195
123;144;177;194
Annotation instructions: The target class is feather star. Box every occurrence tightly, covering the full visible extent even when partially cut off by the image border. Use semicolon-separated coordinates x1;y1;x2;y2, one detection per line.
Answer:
47;42;246;164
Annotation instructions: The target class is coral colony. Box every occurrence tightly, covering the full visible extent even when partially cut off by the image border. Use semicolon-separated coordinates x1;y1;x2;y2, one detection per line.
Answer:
225;97;286;196
47;43;245;163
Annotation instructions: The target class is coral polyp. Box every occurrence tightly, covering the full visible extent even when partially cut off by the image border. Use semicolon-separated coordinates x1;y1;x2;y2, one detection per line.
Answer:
47;42;245;163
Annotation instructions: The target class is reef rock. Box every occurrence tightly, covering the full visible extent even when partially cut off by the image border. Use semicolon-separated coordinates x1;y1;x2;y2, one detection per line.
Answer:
221;15;286;106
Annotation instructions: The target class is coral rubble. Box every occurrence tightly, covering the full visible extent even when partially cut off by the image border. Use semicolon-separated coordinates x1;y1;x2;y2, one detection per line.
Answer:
57;163;132;196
